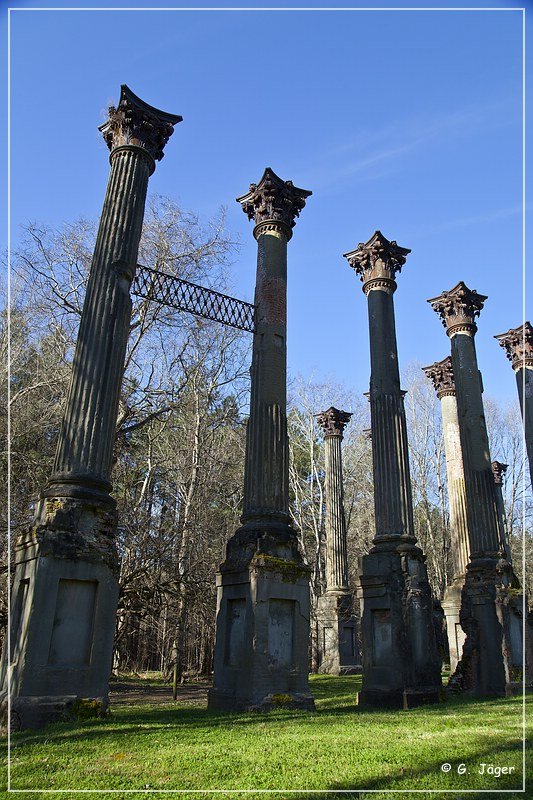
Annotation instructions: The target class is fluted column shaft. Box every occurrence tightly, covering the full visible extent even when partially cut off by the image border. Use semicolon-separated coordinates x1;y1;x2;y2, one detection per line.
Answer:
494;479;511;564
344;233;442;706
450;333;501;559
517;366;533;483
242;227;290;524
440;393;469;578
324;433;349;590
492;462;512;564
495;323;533;483
46;148;150;502
367;288;415;544
429;287;519;695
237;169;311;530
316;407;351;592
423;357;470;671
42;86;181;506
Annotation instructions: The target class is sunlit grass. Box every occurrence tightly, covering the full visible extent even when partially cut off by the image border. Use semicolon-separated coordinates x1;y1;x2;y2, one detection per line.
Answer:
4;674;530;799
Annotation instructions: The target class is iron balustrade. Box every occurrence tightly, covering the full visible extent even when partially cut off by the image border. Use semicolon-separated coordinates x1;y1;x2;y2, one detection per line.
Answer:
132;264;256;333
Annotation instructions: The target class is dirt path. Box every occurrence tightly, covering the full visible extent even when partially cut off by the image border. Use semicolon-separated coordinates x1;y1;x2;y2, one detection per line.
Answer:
109;679;211;706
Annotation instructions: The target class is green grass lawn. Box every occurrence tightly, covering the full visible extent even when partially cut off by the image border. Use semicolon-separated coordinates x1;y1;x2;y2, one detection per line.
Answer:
4;675;530;800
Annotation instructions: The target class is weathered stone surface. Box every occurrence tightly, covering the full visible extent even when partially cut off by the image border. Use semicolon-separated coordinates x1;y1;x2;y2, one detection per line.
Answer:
495;322;533;489
46;89;180;505
2;541;119;703
19;497;119;572
315;407;360;674
495;321;533;371
237;167;311;239
344;232;442;707
208;554;314;711
428;281;486;337
356;550;443;708
99;84;182;166
526;608;533;688
0;693;107;732
1;87;180;729
423;357;469;670
428;283;521;696
441;580;466;674
491;461;512;564
316;407;351;592
316;592;361;675
344;230;410;292
209;169;314;712
494;325;533;689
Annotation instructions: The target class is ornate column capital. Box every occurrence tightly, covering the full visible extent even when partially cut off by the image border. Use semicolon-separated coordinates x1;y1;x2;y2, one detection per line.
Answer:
99;85;182;174
343;231;410;295
494;322;533;371
316;407;352;438
491;461;508;485
422;356;455;398
427;281;487;337
236;167;311;241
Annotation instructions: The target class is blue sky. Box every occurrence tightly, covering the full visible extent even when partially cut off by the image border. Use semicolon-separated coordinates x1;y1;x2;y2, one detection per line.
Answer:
3;1;529;408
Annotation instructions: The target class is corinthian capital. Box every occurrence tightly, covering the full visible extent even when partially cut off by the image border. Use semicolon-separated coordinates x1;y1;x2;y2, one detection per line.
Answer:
427;281;487;337
491;461;508;485
236;167;312;240
99;85;182;168
343;231;410;294
316;407;352;438
494;322;533;371
422;357;455;399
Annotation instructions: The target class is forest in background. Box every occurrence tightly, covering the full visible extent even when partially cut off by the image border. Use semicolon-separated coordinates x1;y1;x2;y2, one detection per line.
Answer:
2;196;531;678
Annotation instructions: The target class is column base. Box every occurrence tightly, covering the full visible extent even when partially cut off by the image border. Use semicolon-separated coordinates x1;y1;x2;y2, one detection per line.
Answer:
316;591;361;675
442;577;466;672
526;606;533;688
208;524;315;713
0;693;108;732
356;546;442;709
357;687;443;709
1;496;119;730
207;688;315;713
448;559;523;696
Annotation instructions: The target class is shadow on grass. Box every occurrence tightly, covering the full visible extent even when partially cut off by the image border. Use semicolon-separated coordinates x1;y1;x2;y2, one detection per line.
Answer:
9;702;528;798
282;738;527;800
10;690;526;757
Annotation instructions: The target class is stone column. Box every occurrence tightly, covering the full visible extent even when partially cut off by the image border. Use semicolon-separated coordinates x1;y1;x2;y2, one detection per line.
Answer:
1;86;181;730
423;357;468;671
495;322;533;484
488;458;527;679
315;408;360;674
208;168;315;712
494;324;533;687
344;231;442;708
491;461;512;565
428;282;520;695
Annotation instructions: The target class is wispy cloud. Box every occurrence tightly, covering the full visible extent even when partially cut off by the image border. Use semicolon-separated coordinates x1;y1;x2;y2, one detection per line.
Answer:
298;96;520;192
415;205;525;238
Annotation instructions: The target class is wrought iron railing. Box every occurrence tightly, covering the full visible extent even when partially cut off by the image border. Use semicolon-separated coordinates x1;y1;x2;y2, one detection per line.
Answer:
132;264;256;333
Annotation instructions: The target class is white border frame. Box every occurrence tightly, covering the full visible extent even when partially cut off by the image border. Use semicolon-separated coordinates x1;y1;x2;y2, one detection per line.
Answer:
5;4;528;795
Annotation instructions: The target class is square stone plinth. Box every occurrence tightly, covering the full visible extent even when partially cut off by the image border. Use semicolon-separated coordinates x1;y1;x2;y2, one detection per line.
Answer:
1;501;119;730
317;592;361;675
356;548;442;709
442;578;466;673
450;563;525;697
208;555;315;712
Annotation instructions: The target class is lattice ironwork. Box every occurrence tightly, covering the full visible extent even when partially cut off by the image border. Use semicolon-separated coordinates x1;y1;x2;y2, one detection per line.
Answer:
132;264;256;333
